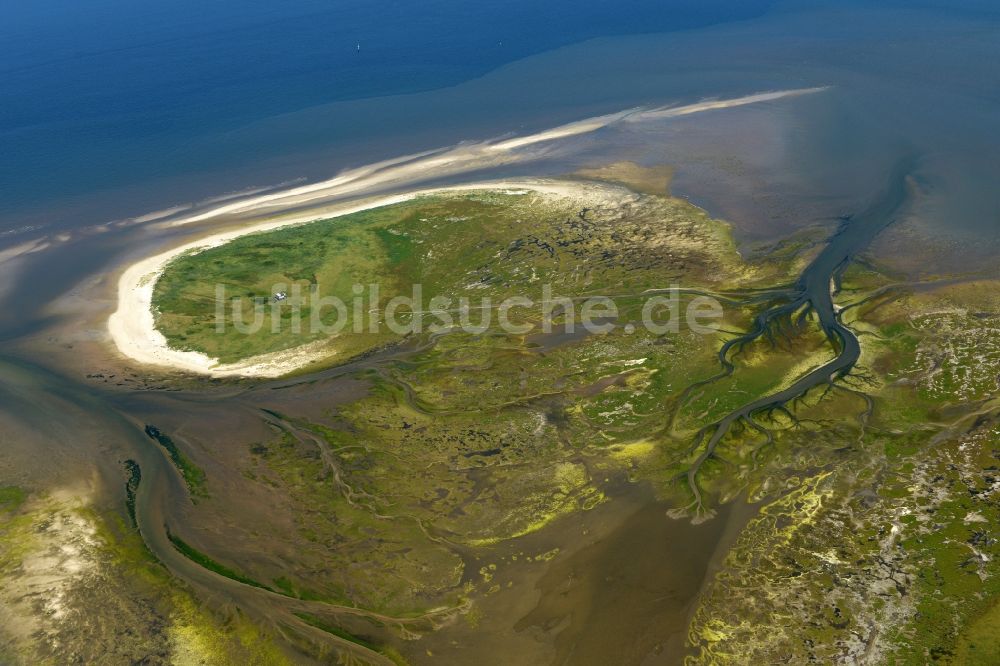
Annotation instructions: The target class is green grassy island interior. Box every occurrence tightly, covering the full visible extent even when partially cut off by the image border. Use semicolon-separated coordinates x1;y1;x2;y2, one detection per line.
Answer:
136;182;1000;662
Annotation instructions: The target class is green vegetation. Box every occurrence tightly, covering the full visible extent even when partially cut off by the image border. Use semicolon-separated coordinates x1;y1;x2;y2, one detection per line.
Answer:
152;189;747;365
0;486;26;512
144;425;208;499
953;600;1000;665
0;486;33;573
149;181;1000;660
686;279;1000;663
123;460;141;527
246;423;467;615
166;528;272;591
294;613;380;655
294;613;411;665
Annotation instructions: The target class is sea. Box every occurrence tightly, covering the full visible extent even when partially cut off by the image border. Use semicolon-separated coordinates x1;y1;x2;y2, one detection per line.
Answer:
1;0;777;232
3;0;999;244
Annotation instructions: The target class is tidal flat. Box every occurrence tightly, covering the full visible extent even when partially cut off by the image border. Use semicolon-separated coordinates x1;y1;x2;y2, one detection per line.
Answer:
4;8;1000;651
1;160;994;664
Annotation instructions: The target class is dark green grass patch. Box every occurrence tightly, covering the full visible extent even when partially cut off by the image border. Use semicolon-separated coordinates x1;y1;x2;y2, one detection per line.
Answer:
144;425;208;499
166;528;272;592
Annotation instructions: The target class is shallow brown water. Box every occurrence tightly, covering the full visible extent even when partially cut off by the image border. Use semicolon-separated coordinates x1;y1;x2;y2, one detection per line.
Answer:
514;496;751;666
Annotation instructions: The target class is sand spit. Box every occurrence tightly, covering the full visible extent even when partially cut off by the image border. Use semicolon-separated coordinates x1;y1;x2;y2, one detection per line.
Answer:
163;88;826;229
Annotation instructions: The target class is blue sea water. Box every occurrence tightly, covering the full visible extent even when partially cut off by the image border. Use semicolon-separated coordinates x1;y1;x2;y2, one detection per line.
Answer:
2;0;999;239
0;0;775;229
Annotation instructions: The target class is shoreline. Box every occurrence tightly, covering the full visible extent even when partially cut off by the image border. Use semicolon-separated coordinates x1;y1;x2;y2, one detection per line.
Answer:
107;179;631;378
106;87;827;379
160;88;825;229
